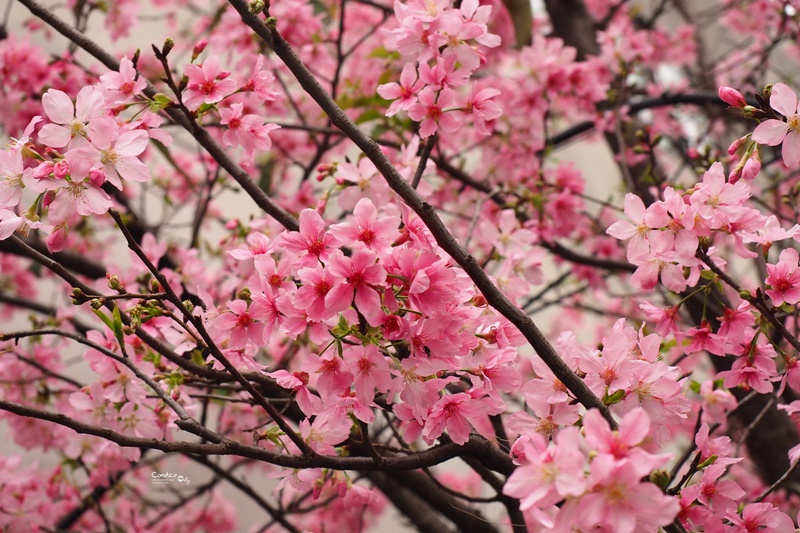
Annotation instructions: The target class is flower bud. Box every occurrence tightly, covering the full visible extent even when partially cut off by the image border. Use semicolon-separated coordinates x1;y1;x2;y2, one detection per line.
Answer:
718;86;746;109
191;38;208;61
249;0;265;14
727;135;747;155
162;38;175;56
742;105;757;118
107;273;123;291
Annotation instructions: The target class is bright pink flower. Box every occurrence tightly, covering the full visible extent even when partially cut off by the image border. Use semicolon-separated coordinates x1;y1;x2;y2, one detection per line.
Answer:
727;503;794;533
606;192;650;260
228;232;273;261
329;198;400;254
752;83;800;167
80;116;151;187
326;249;386;323
281;209;339;267
718;350;776;394
183;55;237;110
267;370;323;416
100;56;146;105
343;344;393;405
765;247;800;306
294;266;339;320
210;299;265;350
684;321;728;356
38;87;106;148
315;352;355;402
407;87;462;138
242;55;280;101
377;63;424;116
697;464;745;514
422;392;489;444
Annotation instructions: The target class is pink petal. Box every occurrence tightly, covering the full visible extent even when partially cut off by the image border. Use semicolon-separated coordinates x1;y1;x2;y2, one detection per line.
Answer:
37;124;72;149
115;130;149;156
115;157;151;182
770;83;798;117
752;120;788;146
42;89;74;124
75;87;105;122
783;131;800;167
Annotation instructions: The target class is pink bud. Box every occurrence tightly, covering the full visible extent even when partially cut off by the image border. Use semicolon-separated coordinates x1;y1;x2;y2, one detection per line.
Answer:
741;152;761;182
719;86;746;109
728;135;747;155
192;38;208;59
53;161;69;179
89;168;106;187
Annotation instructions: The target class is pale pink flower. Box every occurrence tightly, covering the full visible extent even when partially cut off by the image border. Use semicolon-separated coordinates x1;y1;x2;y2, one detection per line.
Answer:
183;55;237;110
377;63;424;116
219;103;279;158
752;83;800;167
38;87;105;148
100;56;146;105
81;116;151;187
503;427;586;510
464;86;502;135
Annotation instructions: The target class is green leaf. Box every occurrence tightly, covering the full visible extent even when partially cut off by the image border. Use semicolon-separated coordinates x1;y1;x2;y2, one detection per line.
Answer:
688;380;701;394
92;309;115;331
111;304;125;347
602;389;626;406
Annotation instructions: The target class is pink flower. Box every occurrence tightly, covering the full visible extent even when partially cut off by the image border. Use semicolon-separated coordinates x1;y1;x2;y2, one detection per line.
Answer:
407;87;462;138
219;103;279;158
294;266;339;321
752;83;800;167
38;87;106;148
765;247;800;306
344;344;393;405
572;456;680;533
325;249;386;323
697;464;744;514
503;427;586;510
183;55;237;110
80;116;151;187
421;393;488;444
606;193;650;260
281;209;339;267
464;87;502;135
727;503;794;533
100;56;146;105
210;299;265;350
0;149;33;208
328;198;400;255
377;63;424;116
582;407;669;476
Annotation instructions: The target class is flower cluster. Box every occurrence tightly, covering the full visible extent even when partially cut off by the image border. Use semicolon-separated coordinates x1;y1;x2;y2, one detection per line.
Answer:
377;0;503;136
